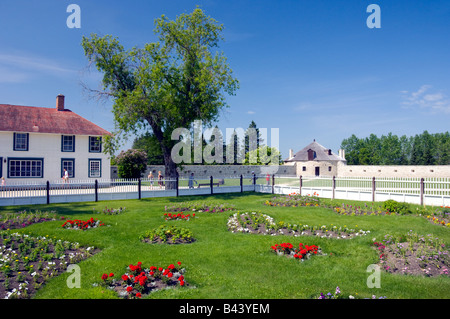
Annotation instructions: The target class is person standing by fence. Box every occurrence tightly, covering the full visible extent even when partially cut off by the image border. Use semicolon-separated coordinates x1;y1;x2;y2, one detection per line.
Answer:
63;169;69;184
148;172;154;189
188;172;198;189
158;171;164;189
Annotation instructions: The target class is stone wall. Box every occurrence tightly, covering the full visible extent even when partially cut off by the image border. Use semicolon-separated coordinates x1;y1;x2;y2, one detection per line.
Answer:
111;164;297;179
336;162;450;178
110;162;450;179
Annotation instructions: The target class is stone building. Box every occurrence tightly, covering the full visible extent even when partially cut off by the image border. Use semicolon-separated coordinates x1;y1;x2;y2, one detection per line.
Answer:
284;139;450;178
283;140;346;176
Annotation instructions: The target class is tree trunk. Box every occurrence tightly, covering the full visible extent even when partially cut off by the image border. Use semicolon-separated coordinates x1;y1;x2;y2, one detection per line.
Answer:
148;119;178;190
163;151;178;190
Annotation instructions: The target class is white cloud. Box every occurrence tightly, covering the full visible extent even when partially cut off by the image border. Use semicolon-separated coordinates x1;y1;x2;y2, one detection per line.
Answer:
247;110;255;114
401;85;450;113
0;52;77;82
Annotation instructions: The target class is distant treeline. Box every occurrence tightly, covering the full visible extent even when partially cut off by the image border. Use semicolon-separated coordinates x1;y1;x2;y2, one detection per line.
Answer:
340;131;450;165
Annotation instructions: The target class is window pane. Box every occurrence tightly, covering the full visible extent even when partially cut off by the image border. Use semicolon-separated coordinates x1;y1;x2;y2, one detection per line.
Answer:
89;160;101;177
89;137;101;152
15;133;28;150
63;136;74;152
9;159;43;178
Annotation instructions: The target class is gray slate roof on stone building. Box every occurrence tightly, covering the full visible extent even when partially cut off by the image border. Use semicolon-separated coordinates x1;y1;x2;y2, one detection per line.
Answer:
285;140;345;162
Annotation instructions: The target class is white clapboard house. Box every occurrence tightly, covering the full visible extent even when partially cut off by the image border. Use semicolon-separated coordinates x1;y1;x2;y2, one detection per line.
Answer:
0;95;111;183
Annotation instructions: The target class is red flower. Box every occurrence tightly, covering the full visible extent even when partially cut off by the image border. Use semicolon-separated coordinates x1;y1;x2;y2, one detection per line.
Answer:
101;273;108;281
180;280;185;286
109;273;114;277
136;292;142;298
121;275;129;281
167;272;173;278
126;286;133;292
177;261;182;266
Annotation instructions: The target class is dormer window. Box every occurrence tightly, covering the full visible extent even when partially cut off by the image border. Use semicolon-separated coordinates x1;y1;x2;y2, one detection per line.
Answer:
13;133;29;151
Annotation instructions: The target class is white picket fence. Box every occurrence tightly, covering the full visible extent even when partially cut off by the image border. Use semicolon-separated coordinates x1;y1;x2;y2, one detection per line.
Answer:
261;176;450;206
1;175;449;207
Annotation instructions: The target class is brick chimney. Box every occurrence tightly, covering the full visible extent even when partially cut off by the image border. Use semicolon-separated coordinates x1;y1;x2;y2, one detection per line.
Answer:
56;94;65;111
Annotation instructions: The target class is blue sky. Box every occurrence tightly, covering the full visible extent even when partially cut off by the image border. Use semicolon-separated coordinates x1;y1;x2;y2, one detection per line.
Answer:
1;0;449;159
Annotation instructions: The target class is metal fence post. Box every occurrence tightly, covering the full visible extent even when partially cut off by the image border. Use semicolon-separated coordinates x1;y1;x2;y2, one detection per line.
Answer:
138;178;141;199
176;176;179;197
95;179;98;202
240;175;243;193
210;176;213;195
46;181;50;204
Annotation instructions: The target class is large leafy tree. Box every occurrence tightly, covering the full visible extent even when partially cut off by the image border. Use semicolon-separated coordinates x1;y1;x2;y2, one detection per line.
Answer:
81;8;239;187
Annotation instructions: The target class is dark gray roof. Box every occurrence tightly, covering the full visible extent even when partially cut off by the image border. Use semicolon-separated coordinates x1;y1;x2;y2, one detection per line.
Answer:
285;140;345;162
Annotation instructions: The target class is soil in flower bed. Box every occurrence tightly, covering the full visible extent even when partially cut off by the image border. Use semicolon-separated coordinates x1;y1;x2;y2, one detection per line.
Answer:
165;201;235;213
139;225;196;245
0;210;65;230
373;231;450;277
227;212;370;239
0;232;99;299
98;261;189;299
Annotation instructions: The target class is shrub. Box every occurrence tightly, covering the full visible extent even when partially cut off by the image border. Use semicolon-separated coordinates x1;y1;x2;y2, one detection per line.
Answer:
382;200;411;215
114;149;148;178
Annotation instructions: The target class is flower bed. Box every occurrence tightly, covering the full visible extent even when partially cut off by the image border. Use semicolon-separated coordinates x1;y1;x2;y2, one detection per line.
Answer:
264;193;321;207
373;231;450;277
97;206;127;215
163;212;196;221
333;203;396;216
165;201;235;213
317;286;387;299
263;195;411;217
97;261;188;299
423;207;450;228
140;225;195;244
61;217;106;230
0;210;65;230
0;232;99;299
425;214;450;228
227;212;370;239
271;242;323;261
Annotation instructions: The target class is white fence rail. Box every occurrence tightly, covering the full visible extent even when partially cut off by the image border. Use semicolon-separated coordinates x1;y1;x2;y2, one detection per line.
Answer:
261;175;450;206
1;175;449;207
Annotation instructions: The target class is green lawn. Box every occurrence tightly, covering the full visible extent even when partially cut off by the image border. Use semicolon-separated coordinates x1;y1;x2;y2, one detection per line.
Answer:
1;192;449;299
